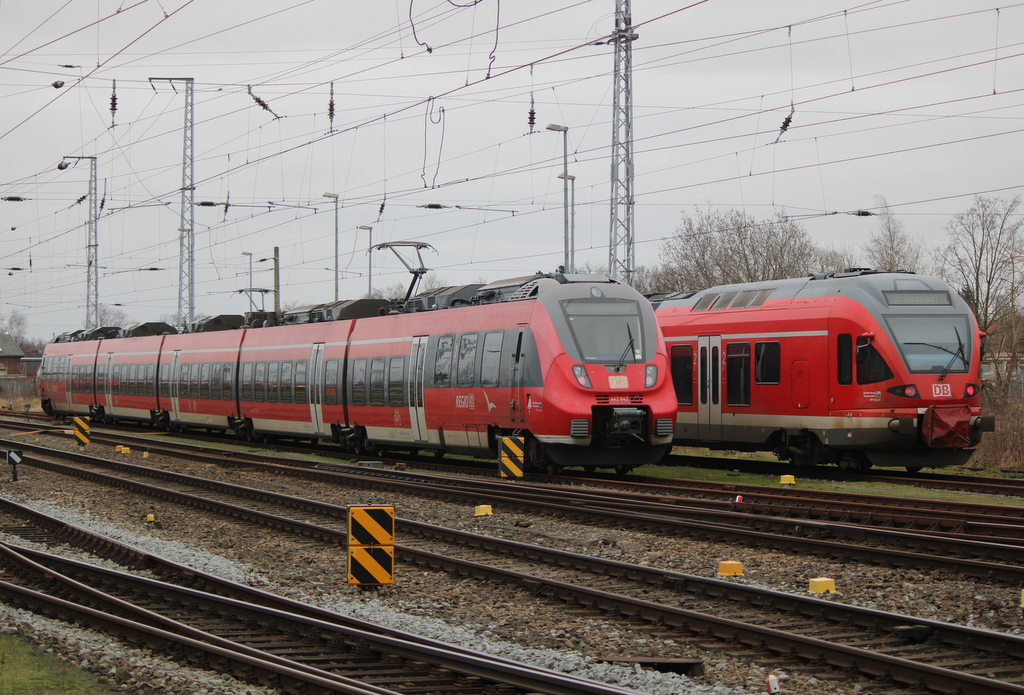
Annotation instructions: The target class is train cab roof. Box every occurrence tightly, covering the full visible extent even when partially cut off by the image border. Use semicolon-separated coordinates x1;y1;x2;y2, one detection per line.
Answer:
652;269;962;313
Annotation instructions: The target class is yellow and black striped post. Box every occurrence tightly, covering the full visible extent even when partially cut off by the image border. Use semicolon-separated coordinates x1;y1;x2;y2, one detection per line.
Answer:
72;417;90;447
499;436;525;479
347;505;395;586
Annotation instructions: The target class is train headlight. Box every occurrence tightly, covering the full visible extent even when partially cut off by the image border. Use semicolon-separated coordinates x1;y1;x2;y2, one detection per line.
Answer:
572;364;592;388
965;383;979;398
886;384;920;399
645;365;658;388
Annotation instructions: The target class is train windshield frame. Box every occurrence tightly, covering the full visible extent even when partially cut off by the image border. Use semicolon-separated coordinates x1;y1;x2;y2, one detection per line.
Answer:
882;314;973;374
560;298;646;364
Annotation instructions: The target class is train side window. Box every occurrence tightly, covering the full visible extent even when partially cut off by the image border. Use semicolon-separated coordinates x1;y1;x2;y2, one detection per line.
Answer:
211;363;222;400
146;364;156;397
457;334;478;388
127;364;137;396
434;334;454;387
837;334;853;385
191;363;201;399
856;337;895;385
388;357;405;406
711;346;720;405
670;344;694;406
267;362;280;402
369;358;386;406
279;361;293;403
200;363;212;400
158;363;170;397
96;363;107;394
324;360;339;405
754;342;780;384
748;288;775;307
222;363;234;401
351;359;367;405
254;362;267;402
294;361;308;404
699;347;708;404
726;343;751;407
480;332;503;387
240;363;253;401
710;292;738;311
693;295;716;312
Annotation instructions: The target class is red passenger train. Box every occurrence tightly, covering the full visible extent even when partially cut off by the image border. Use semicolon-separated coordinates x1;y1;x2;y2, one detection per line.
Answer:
39;274;677;474
653;270;995;472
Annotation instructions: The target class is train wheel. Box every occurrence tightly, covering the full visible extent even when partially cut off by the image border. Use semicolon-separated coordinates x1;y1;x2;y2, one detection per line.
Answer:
615;464;632;476
905;466;923;474
434;449;446;459
583;465;596;473
544;462;559;475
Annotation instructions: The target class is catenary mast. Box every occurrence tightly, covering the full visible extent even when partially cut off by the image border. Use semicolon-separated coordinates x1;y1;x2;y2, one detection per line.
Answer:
608;0;637;285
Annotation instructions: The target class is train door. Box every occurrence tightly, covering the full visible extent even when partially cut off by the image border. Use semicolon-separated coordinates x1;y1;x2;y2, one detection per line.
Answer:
697;335;722;440
169;351;182;422
309;344;327;435
509;329;525;424
408;336;429;443
103;354;114;414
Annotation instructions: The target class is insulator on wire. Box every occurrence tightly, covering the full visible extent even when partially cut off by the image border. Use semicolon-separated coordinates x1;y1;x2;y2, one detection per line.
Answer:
328;82;335;131
110;80;118;128
528;108;536;130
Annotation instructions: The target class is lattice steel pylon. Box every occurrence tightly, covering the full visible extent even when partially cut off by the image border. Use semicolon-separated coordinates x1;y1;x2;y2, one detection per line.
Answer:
151;77;195;330
608;0;637;286
57;155;99;329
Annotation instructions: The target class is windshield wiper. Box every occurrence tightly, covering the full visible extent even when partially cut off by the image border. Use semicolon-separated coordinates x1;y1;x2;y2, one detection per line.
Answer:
906;330;966;381
614;324;636;371
938;326;966;382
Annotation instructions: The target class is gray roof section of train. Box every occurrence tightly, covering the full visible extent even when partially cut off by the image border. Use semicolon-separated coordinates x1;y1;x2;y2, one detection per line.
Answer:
652;270;959;312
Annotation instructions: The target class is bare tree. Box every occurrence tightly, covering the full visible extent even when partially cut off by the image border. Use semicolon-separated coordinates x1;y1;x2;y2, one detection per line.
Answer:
815;244;861;275
933;195;1024;400
656;208;818;291
89;304;131;329
862;196;924;273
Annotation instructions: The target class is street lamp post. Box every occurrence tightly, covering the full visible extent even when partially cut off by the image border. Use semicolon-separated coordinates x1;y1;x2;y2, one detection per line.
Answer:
559;173;576;273
546;124;569;273
358;225;373;297
323;193;340;301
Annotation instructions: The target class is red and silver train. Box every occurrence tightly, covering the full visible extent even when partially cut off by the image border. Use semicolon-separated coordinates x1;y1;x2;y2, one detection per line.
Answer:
39;274;677;474
652;269;995;472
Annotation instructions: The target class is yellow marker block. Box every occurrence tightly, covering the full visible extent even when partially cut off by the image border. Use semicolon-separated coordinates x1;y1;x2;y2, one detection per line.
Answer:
122;447;131;454
1020;589;1024;607
780;475;796;487
717;561;744;576
809;577;836;593
143;451;149;459
474;504;493;517
146;514;155;523
115;445;124;453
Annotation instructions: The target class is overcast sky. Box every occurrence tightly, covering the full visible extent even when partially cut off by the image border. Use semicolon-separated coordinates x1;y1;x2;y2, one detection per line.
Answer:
1;0;1021;339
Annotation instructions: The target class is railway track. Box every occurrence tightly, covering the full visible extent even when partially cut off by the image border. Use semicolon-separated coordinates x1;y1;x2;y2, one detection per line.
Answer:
6;430;1024;581
3;444;1024;693
0;533;631;695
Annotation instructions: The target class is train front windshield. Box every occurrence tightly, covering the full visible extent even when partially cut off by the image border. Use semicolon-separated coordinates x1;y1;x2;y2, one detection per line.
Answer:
884;314;973;374
562;299;644;363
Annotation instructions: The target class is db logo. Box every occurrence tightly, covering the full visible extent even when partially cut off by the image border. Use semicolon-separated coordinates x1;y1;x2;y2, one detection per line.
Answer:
932;383;952;398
